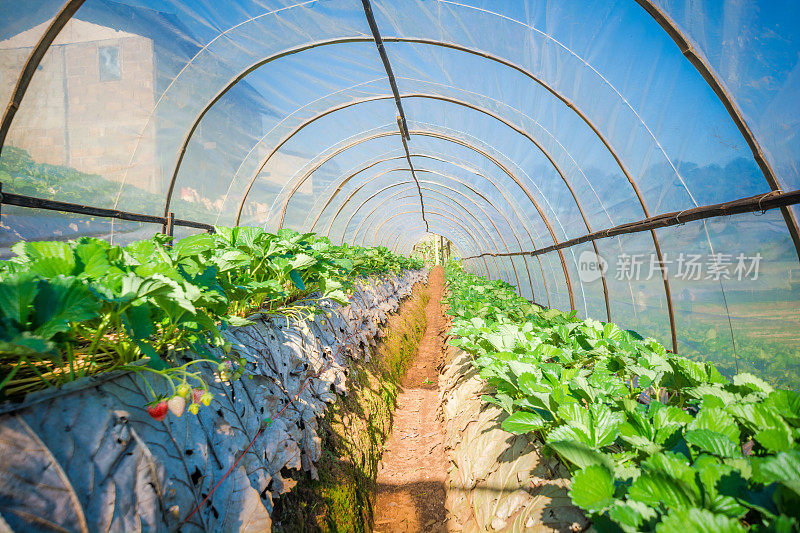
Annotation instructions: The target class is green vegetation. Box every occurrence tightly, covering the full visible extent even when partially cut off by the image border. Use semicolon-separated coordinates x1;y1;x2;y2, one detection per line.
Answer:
610;300;800;392
445;261;800;532
0;145;214;220
273;283;430;532
0;226;422;407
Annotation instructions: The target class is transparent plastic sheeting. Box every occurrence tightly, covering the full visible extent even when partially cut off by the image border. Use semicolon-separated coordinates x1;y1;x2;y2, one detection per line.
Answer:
0;0;798;385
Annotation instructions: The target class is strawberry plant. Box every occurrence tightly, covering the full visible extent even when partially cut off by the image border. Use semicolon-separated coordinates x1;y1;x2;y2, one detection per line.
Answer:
0;227;422;414
445;262;800;532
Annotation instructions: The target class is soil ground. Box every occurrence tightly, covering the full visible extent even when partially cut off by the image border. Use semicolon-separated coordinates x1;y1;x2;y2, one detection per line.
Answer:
372;265;449;532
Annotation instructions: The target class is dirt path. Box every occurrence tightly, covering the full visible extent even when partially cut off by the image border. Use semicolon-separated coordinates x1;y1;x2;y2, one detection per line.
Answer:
372;266;448;532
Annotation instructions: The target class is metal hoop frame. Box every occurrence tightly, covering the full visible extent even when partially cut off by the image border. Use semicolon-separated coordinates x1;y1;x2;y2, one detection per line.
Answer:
1;1;795;346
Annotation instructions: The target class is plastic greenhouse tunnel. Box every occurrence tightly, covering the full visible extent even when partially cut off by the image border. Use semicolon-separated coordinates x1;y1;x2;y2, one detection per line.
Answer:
0;0;799;531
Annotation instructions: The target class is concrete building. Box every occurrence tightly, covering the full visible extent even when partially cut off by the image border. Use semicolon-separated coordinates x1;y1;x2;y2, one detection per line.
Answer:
1;9;160;193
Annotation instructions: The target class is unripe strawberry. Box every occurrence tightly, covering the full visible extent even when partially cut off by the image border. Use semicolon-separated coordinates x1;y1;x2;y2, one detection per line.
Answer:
176;383;191;398
146;400;168;421
200;391;214;406
191;388;204;405
167;395;186;417
188;402;200;415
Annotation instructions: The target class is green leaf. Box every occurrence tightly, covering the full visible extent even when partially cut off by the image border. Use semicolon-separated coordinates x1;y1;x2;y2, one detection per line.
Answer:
766;390;800;428
751;451;800;485
603;322;624;341
320;277;343;294
547;440;615;471
685;384;739;405
652;402;691;423
34;276;100;340
684;429;742;459
482;393;514;414
138;342;167;370
290;253;317;269
501;410;547;433
689;408;740;443
762;515;800;533
540;308;564;321
655;507;746;533
644;451;695;481
569;464;615;512
694;457;748;518
22;241;76;277
121;303;153;340
212;250;251;272
225;315;253;327
628;471;699;508
0;335;53;356
548;424;592;446
0;273;38;327
592;404;625;447
727;402;789;437
754;426;794;453
289;269;305;291
558;402;592;429
231;226;265;249
173;233;215;258
733;372;774;394
569;375;598;403
670;357;710;387
119;273;171;301
608;500;657;532
324;289;349;305
74;240;112;279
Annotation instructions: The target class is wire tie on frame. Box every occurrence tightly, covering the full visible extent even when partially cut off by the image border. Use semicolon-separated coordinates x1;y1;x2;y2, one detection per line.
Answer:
756;191;777;215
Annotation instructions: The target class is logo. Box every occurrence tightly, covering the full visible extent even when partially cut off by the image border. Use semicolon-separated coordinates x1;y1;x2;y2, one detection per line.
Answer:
578;250;608;283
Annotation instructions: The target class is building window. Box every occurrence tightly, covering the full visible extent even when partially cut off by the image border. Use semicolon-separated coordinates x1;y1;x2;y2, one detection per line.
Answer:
98;45;121;81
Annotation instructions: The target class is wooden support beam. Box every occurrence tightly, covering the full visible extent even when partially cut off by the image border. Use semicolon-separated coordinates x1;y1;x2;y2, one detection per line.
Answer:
0;189;214;233
463;189;800;260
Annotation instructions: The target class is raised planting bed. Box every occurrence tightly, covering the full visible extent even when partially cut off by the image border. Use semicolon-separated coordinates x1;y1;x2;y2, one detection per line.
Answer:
440;344;586;532
0;225;425;531
443;262;800;533
0;269;426;531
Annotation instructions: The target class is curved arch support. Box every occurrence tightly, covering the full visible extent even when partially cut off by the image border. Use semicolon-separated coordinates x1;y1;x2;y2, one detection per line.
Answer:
269;127;577;309
326;168;538;297
351;183;524;292
377;212;490;277
3;7;794;279
370;208;496;279
309;153;555;306
3;12;748;341
350;191;516;286
330;172;540;299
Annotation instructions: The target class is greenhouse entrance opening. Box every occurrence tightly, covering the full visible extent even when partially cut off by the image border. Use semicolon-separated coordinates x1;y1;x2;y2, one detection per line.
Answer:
411;234;454;266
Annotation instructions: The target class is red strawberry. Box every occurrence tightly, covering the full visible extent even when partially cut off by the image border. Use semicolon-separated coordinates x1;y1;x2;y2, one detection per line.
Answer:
146;401;168;421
